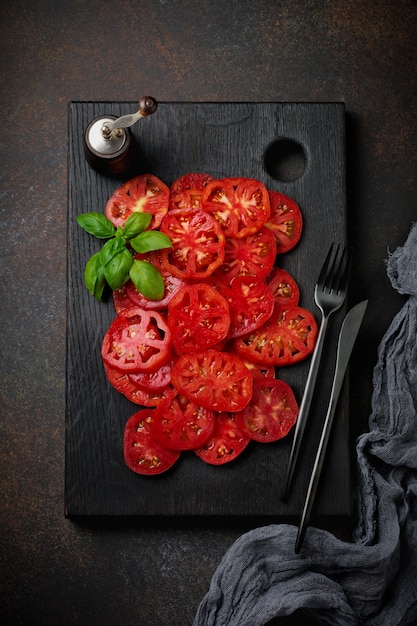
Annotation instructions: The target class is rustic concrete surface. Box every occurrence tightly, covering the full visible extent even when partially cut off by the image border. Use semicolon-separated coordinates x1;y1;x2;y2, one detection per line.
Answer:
1;1;416;624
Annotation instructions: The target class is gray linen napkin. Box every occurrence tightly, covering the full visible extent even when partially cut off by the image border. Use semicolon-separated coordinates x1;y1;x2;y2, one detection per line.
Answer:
194;223;417;626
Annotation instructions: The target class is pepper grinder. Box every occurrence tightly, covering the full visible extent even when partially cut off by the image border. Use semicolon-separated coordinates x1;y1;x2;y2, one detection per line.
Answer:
83;96;157;176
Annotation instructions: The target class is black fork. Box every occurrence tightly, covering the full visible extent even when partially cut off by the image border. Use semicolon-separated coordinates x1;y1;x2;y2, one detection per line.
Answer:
281;243;352;501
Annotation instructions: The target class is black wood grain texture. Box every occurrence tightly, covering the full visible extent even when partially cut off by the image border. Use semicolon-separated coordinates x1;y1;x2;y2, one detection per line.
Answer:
66;101;349;517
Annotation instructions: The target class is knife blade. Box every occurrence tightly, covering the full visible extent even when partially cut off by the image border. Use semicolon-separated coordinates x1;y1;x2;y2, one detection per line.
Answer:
295;299;368;553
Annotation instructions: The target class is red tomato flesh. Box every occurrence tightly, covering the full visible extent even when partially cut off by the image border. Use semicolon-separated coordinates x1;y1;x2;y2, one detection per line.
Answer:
167;283;231;354
213;226;276;284
124;409;180;475
194;412;251;465
160;208;225;279
105;173;169;229
171;349;253;412
233;304;318;367
153;392;216;451
267;267;300;308
235;379;299;443
201;177;271;238
170;173;214;211
216;276;275;338
265;190;303;254
101;307;171;373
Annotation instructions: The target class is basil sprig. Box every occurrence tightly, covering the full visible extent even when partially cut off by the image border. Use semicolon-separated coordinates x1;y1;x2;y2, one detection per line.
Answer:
76;212;172;301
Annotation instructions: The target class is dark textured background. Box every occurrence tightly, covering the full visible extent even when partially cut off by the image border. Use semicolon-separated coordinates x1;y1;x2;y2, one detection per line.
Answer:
1;1;416;625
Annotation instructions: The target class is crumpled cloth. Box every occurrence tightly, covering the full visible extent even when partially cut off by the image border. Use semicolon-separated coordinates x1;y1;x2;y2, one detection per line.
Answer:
194;223;417;626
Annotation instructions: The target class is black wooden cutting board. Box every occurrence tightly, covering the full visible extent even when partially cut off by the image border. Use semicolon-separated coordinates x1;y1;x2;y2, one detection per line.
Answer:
66;101;350;518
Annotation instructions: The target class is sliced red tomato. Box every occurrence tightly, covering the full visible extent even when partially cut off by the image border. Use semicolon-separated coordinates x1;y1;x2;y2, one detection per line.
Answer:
167;283;230;354
201;177;271;238
105;173;169;229
170;173;214;210
194;412;251;465
267;267;300;308
171;349;253;412
216;276;274;338
265;190;303;254
124;409;180;475
113;284;137;314
235;379;298;443
233;304;318;366
213;226;276;284
160;208;225;279
130;359;173;391
125;251;186;310
153;392;216;451
101;307;171;373
229;353;276;380
124;383;175;407
103;362;174;406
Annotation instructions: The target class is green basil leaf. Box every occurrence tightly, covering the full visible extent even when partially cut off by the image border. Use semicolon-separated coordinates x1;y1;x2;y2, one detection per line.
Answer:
130;231;172;254
84;251;106;300
123;212;152;239
115;226;126;239
100;236;127;267
129;259;165;301
103;247;133;290
76;212;116;239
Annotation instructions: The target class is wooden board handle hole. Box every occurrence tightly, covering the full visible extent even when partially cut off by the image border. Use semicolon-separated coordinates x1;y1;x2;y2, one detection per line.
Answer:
264;138;306;182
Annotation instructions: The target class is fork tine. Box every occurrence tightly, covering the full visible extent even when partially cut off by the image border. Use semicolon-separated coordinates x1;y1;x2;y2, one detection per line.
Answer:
338;247;353;294
316;243;335;290
330;245;347;293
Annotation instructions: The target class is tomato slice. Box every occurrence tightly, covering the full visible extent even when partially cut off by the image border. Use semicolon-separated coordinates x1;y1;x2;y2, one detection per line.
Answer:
124;409;180;475
103;361;174;405
194;412;251;465
125;251;186;310
105;173;169;229
130;359;173;391
113;284;137;314
201;177;271;238
216;276;275;338
101;307;171;373
170;173;214;210
171;349;253;412
233;304;318;366
213;226;276;284
267;267;300;308
228;352;276;381
235;379;298;443
153;392;216;451
167;283;230;354
160;208;225;279
265;190;303;254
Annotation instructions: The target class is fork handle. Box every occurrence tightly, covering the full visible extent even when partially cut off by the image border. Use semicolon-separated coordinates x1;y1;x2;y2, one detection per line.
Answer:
281;314;329;501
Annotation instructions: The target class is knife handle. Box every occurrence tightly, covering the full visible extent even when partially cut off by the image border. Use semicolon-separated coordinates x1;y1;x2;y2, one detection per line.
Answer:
294;378;341;553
